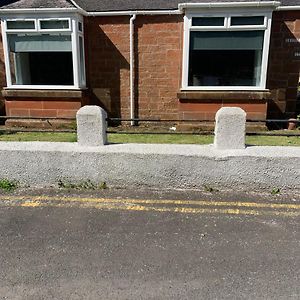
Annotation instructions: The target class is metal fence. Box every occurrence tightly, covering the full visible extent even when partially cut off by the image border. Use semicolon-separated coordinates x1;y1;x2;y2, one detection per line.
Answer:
0;116;299;137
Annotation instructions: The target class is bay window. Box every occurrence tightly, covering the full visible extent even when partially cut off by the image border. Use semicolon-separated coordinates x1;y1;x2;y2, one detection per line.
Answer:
1;15;85;89
182;12;272;90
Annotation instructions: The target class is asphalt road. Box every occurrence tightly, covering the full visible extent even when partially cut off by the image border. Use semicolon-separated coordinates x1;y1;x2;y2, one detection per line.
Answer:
0;189;299;299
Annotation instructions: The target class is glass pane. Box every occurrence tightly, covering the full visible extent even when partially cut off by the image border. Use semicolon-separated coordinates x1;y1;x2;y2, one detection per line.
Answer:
188;49;263;86
231;16;265;26
190;31;264;50
10;51;74;85
192;17;224;26
79;36;85;85
40;20;69;29
8;34;72;52
78;22;83;32
7;20;35;30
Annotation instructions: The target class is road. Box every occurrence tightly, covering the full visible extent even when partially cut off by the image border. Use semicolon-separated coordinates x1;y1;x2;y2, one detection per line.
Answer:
0;189;299;299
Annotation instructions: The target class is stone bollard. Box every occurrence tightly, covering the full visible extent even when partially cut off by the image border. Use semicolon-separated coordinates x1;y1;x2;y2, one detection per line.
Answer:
214;107;246;150
76;105;107;146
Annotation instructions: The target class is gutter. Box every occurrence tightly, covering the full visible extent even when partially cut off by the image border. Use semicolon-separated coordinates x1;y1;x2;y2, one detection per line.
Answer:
276;6;300;10
83;10;181;16
178;1;281;11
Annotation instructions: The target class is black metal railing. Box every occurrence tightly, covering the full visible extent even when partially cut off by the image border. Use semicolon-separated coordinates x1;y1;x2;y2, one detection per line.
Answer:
0;116;298;137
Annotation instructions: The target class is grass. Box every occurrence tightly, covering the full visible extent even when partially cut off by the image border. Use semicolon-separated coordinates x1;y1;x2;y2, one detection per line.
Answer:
0;131;299;146
0;132;77;142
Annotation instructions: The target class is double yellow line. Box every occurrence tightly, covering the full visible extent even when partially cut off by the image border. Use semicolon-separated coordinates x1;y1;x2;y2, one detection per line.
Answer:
0;195;299;217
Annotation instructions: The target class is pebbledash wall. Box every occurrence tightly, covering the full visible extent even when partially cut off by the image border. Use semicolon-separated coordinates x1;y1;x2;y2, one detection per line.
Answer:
0;11;299;122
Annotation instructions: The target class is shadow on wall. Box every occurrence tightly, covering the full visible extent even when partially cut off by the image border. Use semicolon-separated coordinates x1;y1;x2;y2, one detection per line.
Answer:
134;15;182;120
85;17;129;122
267;14;300;120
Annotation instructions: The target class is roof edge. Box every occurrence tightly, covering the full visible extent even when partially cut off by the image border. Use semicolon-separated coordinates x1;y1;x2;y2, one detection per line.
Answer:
2;1;300;15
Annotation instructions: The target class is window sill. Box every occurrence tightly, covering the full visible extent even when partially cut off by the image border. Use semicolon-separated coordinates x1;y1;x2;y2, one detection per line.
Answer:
178;90;272;102
2;89;86;99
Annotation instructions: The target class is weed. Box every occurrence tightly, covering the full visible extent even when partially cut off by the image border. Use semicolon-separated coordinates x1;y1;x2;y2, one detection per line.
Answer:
271;188;281;195
0;179;18;192
58;179;108;190
98;182;107;189
203;184;219;193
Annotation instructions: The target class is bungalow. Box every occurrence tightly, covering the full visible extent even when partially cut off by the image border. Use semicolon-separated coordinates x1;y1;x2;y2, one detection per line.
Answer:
0;0;299;126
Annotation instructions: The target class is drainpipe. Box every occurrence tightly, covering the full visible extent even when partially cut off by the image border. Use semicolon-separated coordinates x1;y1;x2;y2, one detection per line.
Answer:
130;14;136;126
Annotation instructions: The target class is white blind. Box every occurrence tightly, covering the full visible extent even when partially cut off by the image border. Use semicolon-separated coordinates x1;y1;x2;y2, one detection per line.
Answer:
190;31;264;50
9;34;72;52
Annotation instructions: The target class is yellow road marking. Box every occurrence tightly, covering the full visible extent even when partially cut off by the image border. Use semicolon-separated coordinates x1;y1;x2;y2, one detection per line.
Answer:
0;196;299;217
21;201;41;207
0;195;299;210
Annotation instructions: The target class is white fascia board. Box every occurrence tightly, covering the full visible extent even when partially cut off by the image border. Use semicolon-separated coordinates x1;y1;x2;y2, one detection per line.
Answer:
178;1;281;11
0;8;182;16
276;6;300;10
86;10;181;16
0;8;78;14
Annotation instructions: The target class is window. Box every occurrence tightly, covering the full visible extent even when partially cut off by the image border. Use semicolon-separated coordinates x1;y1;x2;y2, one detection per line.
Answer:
1;16;85;89
182;12;272;90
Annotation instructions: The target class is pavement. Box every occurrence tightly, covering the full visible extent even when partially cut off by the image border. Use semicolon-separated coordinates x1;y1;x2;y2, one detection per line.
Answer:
0;188;299;299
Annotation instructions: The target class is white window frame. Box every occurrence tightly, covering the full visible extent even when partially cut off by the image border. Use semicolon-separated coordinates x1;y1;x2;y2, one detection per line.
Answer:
182;9;273;91
1;13;86;90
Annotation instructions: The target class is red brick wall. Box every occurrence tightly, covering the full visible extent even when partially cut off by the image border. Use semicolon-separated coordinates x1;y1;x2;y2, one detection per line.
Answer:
267;11;300;118
135;15;182;119
179;100;268;121
85;16;131;118
5;99;82;118
85;15;183;120
0;12;299;123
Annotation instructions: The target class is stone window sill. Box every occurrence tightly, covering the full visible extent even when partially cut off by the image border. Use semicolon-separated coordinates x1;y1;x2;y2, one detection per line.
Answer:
178;91;272;102
2;89;86;99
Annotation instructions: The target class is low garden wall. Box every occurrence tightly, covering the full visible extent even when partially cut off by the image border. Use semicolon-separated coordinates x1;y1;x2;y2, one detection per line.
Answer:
0;106;298;191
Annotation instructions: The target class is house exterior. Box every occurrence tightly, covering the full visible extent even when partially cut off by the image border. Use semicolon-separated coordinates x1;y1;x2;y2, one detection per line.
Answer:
0;0;299;125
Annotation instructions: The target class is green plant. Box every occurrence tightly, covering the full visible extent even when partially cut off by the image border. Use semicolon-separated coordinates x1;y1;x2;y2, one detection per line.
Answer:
203;184;219;193
271;188;281;195
0;179;18;191
58;179;107;190
98;181;107;189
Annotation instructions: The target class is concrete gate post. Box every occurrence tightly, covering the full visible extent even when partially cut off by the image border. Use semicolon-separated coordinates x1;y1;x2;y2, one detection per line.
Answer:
76;106;107;146
214;107;246;150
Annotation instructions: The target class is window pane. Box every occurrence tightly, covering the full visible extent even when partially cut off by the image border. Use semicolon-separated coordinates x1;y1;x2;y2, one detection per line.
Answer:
188;31;263;86
7;20;35;30
188;50;262;86
8;34;73;85
190;31;264;50
40;20;69;29
10;51;74;85
79;36;85;85
192;17;224;26
231;16;265;26
78;22;83;32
